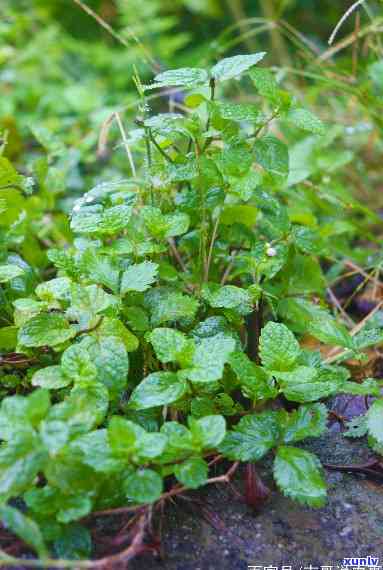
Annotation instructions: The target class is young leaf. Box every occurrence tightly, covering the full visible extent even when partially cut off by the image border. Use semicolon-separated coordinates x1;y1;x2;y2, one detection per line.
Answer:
124;469;163;503
287;108;325;135
32;366;71;389
219;412;280;461
61;345;97;384
229;352;277;402
273;446;327;507
277;365;346;403
211;52;266;81
149;68;209;88
18;313;77;348
190;415;226;448
254;136;289;178
259;322;300;372
183;334;235;383
174;457;208;489
282;403;328;443
0;504;47;558
121;261;158;294
202;284;253;315
308;316;354;349
0;264;24;283
148;327;194;366
128;372;187;409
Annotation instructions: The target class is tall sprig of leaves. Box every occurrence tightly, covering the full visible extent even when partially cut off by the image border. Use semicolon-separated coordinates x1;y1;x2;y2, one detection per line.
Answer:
0;53;382;563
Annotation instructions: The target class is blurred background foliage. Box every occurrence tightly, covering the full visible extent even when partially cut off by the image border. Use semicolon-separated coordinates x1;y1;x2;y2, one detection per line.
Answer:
1;0;383;213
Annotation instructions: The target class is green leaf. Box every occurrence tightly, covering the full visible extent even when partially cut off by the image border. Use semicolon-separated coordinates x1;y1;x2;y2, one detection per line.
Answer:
0;326;18;350
277;365;346;403
189;414;226;448
308;316;354;349
287;108;325;135
0;432;47;497
211;52;266;81
353;328;383;350
229;352;277;401
183;334;235;383
254;136;289;178
201;284;253;316
149;67;209;88
259;322;300;372
344;415;368;439
73;429;123;473
61;344;97;384
282;403;328;443
148;291;199;326
96;317;139;352
273;446;327;507
124;469;163;503
219;411;279;461
18;313;76;348
121;261;158;294
54;524;92;560
57;495;92;524
36;278;72;303
0;504;47;558
85;336;129;394
250;68;279;100
215;102;260;122
0;264;24;283
339;378;381;396
129;372;187;409
174;457;208;489
221;205;258;228
148;327;194;366
32;365;71;389
40;420;69;455
366;398;383;444
79;249;120;293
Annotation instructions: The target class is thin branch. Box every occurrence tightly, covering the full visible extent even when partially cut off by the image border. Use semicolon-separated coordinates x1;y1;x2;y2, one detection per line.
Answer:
204;214;220;282
328;0;366;46
114;112;137;177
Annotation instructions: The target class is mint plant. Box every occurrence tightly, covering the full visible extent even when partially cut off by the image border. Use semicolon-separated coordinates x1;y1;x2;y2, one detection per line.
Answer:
1;53;383;563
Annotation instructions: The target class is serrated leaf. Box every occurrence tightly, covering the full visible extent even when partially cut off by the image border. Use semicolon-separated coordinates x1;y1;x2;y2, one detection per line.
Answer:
273;446;326;507
229;352;277;401
215;102;260;122
250;68;279;100
124;469;163;503
129;371;187;409
308;316;354;349
287;108;325;135
344;415;368;438
219;411;279;461
32;365;71;389
86;336;129;394
148;327;194;366
0;504;47;558
0;264;24;283
73;429;124;473
254;135;289;178
18;313;77;348
366;398;383;444
54;524;91;561
149;67;209;88
201;284;253;316
148;291;199;326
121;261;158;294
174;457;208;489
190;415;226;448
211;52;266;81
61;344;97;384
277;365;346;403
339;378;381;396
282;403;328;443
183;334;235;383
259;322;300;371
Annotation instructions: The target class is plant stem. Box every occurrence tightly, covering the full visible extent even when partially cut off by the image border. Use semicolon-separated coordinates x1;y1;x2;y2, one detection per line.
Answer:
246;297;264;364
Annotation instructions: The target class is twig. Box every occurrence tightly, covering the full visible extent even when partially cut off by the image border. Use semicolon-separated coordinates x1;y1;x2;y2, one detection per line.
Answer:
114;112;137;177
327;287;354;326
328;0;366;46
204;214;220;282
